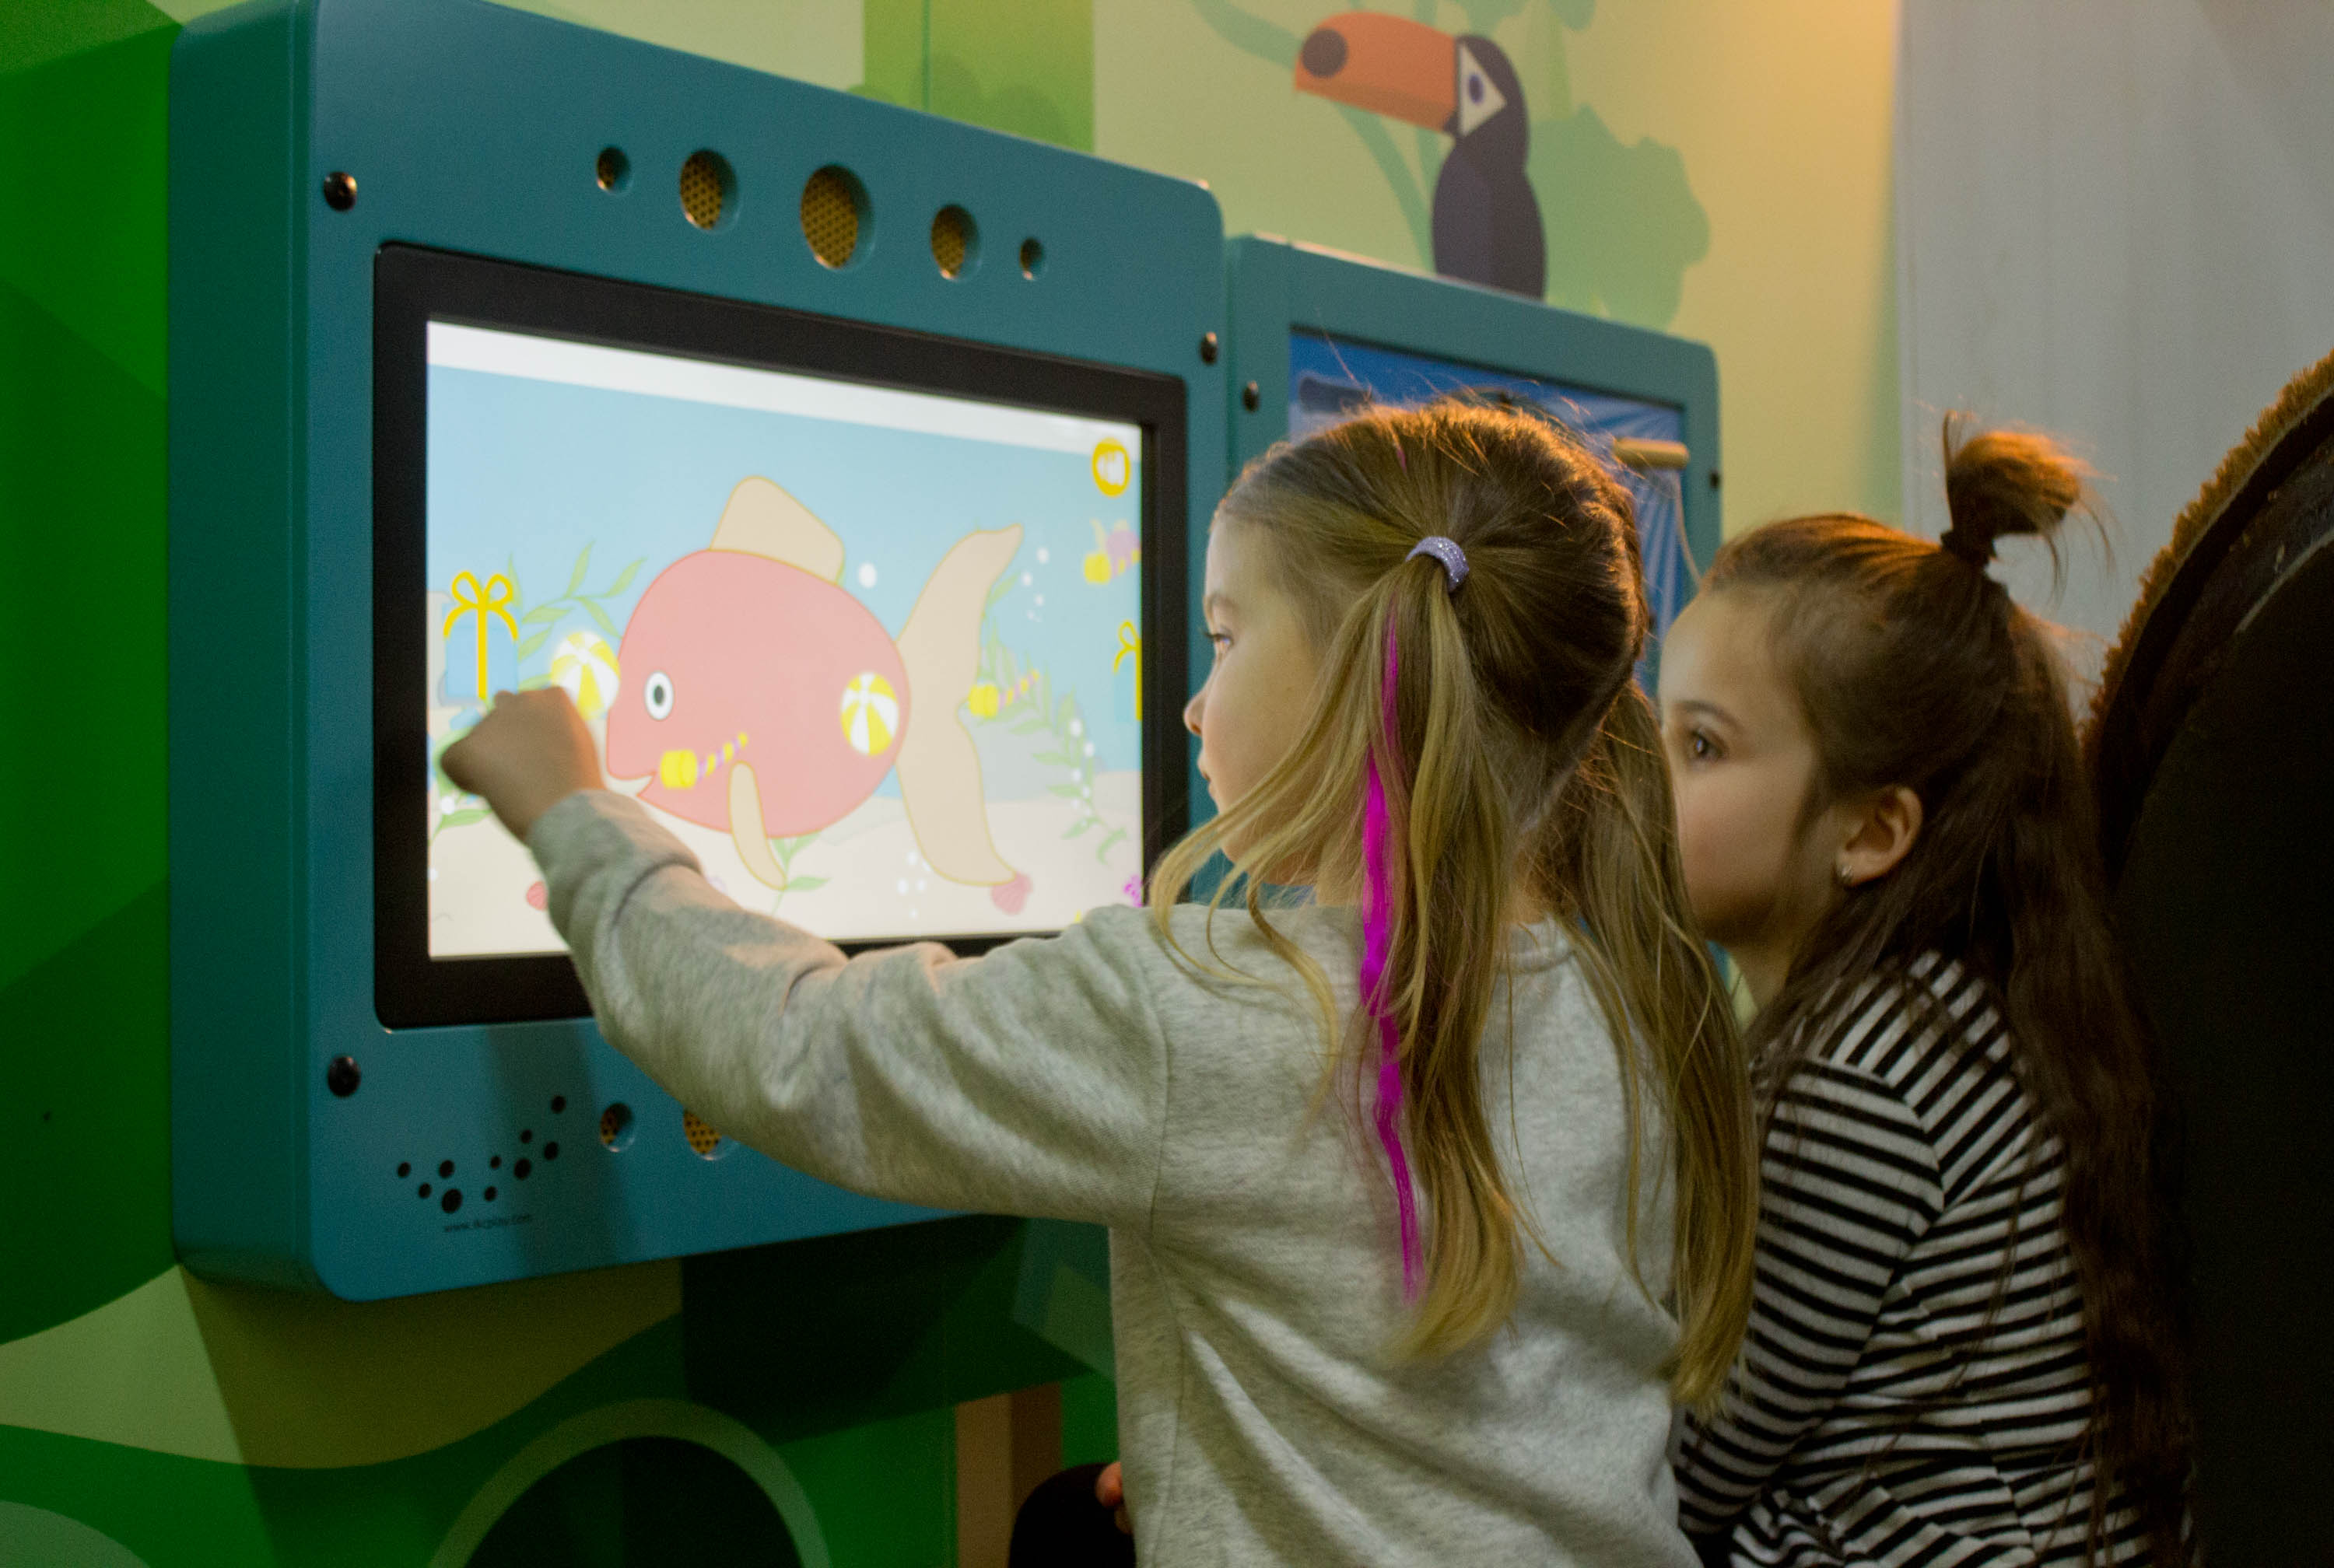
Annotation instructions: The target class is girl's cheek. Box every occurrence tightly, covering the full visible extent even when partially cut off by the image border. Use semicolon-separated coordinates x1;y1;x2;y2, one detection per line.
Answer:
1675;781;1772;926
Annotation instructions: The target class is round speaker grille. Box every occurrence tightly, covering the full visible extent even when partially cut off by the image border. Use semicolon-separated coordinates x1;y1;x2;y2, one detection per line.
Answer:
801;166;863;268
679;150;731;229
931;204;976;278
598;1101;634;1149
682;1108;724;1157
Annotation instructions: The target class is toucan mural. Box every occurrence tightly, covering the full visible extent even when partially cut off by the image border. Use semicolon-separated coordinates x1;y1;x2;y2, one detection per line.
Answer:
1295;12;1543;296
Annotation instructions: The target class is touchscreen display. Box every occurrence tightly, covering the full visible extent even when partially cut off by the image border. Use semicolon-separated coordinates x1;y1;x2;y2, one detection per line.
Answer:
425;323;1148;958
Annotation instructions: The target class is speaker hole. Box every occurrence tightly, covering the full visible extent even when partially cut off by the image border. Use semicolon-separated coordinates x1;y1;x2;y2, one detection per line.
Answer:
801;166;867;268
931;205;978;279
682;1108;729;1160
594;147;630;193
1019;236;1045;278
679;149;734;230
599;1102;636;1151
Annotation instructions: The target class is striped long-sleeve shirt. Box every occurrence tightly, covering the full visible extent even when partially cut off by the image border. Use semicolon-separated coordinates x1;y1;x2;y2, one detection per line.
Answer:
1673;956;2145;1565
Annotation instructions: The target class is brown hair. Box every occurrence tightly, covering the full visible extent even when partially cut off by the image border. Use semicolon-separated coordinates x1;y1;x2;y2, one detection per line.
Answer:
1150;401;1758;1400
1705;419;2191;1562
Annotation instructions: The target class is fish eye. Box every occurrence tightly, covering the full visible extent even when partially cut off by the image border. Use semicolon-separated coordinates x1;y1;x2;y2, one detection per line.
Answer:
644;671;675;720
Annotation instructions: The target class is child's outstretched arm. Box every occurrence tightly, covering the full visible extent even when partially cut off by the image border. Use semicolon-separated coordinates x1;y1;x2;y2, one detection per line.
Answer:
443;691;1169;1228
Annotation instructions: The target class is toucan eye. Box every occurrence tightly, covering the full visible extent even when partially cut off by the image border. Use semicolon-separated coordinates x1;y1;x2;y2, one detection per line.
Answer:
644;672;675;719
1455;42;1507;135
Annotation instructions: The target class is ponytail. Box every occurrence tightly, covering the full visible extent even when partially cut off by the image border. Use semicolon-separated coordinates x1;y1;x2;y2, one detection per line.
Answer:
1151;401;1758;1387
1537;684;1757;1403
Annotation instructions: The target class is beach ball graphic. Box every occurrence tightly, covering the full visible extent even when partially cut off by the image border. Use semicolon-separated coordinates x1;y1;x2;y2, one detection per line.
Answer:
839;672;899;758
551;632;620;718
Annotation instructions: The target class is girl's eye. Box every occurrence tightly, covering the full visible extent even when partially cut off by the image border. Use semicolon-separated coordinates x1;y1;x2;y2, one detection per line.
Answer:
1208;632;1231;657
1687;729;1719;761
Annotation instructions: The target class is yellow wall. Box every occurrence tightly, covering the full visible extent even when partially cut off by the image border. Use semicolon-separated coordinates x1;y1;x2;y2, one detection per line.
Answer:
1568;1;1903;529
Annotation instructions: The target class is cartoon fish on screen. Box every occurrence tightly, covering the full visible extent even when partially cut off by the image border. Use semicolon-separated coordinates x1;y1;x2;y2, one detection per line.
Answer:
606;477;1032;912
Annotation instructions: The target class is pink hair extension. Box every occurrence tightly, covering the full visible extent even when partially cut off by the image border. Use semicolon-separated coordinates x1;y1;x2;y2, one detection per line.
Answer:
1359;618;1423;1300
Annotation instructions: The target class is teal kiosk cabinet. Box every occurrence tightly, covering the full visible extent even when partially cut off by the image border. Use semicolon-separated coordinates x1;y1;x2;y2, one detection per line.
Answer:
170;0;1222;1297
1223;237;1719;646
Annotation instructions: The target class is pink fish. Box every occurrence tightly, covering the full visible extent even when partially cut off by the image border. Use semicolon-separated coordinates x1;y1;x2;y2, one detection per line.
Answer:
606;478;1032;911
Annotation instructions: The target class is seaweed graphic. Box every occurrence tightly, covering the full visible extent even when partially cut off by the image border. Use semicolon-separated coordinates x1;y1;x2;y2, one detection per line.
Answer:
766;833;829;915
506;543;647;675
970;582;1128;866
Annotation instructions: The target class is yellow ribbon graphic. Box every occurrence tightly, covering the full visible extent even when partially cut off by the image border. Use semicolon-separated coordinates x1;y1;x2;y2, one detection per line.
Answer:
1113;620;1141;720
444;572;519;701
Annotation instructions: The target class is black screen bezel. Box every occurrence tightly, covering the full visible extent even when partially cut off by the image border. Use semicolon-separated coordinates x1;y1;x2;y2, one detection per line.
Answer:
374;244;1190;1030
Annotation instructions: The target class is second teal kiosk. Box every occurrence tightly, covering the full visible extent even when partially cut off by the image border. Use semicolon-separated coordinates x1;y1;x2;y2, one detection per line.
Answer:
1223;237;1721;655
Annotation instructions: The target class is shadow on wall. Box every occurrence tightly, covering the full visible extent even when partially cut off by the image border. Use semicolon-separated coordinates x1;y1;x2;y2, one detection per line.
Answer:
464;1434;807;1568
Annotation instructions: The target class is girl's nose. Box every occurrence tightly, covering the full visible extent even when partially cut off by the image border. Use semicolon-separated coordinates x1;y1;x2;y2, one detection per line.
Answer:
1183;684;1206;740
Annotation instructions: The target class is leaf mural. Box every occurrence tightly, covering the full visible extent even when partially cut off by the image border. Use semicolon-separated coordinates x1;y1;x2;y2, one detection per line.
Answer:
1186;0;1708;327
1530;103;1709;327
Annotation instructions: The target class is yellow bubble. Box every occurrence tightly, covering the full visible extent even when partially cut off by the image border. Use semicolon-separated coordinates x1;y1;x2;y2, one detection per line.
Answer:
1083;551;1112;584
659;750;699;789
967;682;1000;718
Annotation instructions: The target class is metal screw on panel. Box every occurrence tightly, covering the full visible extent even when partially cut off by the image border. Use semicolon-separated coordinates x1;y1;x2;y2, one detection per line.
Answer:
1242;381;1260;411
322;171;358;211
326;1055;361;1097
1199;332;1219;365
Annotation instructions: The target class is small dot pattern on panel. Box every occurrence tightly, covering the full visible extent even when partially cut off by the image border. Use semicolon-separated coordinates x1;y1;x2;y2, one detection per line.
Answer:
682;1109;723;1157
931;205;973;278
678;151;729;229
801;167;860;267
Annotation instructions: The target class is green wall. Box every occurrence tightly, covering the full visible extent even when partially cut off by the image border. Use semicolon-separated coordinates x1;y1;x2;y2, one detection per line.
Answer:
2;0;1900;1559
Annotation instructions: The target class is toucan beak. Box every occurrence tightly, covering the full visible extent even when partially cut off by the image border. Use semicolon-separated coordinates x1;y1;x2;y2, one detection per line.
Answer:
1295;12;1457;132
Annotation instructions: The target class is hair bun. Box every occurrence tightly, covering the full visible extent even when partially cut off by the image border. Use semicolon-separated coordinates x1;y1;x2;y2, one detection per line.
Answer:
1940;418;2087;566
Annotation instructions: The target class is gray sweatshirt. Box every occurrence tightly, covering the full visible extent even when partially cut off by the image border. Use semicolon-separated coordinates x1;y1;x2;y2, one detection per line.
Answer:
534;790;1696;1566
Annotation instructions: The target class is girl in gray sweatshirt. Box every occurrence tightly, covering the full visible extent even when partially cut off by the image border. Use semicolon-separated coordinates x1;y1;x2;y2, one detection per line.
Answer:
446;401;1758;1566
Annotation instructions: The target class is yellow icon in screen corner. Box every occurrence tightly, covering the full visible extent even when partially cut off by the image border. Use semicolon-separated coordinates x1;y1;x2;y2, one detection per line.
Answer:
1092;439;1132;497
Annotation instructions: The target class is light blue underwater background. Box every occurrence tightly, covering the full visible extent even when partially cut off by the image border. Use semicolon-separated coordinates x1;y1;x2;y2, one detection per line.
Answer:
426;362;1147;800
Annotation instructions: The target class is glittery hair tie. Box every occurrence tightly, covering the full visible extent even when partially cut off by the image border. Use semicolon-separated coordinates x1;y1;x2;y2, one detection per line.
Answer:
1406;535;1468;593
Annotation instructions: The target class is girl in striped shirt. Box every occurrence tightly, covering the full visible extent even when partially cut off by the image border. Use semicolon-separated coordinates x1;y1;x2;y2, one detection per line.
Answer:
1657;422;2192;1565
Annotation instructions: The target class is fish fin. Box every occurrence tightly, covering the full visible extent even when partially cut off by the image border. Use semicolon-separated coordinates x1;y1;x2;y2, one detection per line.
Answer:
895;527;1020;886
710;477;845;583
728;762;790;891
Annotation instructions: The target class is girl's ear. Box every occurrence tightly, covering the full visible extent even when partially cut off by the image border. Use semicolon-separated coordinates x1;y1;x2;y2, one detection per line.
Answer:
1836;785;1924;888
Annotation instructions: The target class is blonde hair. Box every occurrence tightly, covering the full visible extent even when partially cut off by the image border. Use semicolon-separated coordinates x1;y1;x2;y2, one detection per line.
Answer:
1150;401;1757;1399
